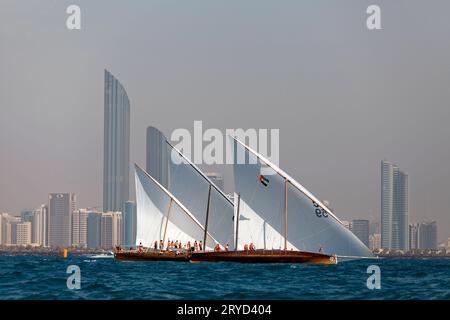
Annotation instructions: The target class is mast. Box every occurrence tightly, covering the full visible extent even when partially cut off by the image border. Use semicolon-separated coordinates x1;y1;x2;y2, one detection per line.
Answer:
162;198;173;246
234;193;241;251
284;178;288;250
203;184;212;251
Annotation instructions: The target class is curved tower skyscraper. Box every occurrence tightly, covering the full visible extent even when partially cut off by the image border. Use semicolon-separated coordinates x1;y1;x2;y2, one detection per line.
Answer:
103;70;130;212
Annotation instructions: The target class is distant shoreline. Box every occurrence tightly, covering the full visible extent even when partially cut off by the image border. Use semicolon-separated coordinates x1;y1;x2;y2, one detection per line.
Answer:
0;246;109;256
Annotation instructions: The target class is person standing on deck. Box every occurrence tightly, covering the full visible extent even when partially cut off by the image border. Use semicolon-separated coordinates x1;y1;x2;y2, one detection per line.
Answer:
225;244;229;251
244;244;248;251
159;240;163;250
187;241;191;250
154;241;157;250
194;240;198;251
199;241;203;251
215;244;221;252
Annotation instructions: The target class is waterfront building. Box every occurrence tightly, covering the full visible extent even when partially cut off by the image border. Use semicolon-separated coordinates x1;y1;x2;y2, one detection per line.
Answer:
123;201;136;247
101;211;122;249
103;69;130;212
48;193;76;247
381;160;409;250
32;205;48;246
409;223;419;250
87;211;102;249
16;222;32;245
71;209;89;247
418;221;437;250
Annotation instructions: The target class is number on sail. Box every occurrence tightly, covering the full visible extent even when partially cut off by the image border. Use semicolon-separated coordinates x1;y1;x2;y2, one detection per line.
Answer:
312;201;328;218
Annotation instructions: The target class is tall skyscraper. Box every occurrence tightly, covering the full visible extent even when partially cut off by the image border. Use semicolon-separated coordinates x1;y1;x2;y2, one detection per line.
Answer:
123;201;136;247
49;193;76;247
351;219;370;248
103;70;130;212
206;172;224;192
146;126;169;188
418;221;437;249
381;160;409;250
71;209;89;247
32;205;48;246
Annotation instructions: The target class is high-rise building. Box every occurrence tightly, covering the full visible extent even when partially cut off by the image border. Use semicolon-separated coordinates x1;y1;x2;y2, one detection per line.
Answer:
205;173;224;192
351;219;370;247
418;221;437;250
49;193;76;247
381;160;409;250
146;126;169;188
32;205;48;246
71;209;89;247
87;211;102;249
101;212;122;249
103;70;130;212
409;223;419;250
16;222;32;245
123;201;136;247
0;213;20;245
381;161;393;249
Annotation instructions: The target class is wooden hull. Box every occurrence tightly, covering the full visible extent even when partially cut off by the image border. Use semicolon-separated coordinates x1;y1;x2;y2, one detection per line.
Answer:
114;250;190;262
190;249;337;265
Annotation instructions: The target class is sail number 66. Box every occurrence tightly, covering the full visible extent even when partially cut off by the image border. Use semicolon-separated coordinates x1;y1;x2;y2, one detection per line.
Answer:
313;202;328;218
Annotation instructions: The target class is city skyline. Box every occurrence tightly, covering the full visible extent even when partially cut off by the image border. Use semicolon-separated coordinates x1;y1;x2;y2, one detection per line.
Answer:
1;1;450;242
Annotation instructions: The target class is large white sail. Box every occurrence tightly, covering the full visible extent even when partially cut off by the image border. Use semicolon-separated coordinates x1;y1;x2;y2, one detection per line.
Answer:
231;137;373;257
167;142;235;248
233;193;298;250
135;164;217;250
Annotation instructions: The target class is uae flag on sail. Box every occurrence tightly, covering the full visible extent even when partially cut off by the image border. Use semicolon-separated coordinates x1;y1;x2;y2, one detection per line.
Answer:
259;175;269;187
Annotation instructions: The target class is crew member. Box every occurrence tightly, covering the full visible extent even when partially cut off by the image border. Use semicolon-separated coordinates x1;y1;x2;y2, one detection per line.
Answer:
199;241;203;251
194;240;198;252
215;244;221;252
138;242;143;252
225;244;229;251
159;240;163;250
154;241;158;250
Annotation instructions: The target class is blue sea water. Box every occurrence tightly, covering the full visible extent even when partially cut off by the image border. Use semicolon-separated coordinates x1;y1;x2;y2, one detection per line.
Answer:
0;256;449;300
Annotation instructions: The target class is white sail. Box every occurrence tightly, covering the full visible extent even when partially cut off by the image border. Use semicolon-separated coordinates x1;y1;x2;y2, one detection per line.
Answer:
167;142;235;248
231;137;373;257
134;164;217;250
233;193;297;250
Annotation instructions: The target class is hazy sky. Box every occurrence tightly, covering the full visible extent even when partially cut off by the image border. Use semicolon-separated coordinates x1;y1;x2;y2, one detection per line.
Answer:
1;1;449;242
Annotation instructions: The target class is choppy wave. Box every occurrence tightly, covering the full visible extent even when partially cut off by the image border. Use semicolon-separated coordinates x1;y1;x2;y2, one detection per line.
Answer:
0;256;448;299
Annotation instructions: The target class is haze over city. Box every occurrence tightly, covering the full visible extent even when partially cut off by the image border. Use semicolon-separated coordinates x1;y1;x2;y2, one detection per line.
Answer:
1;0;450;242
